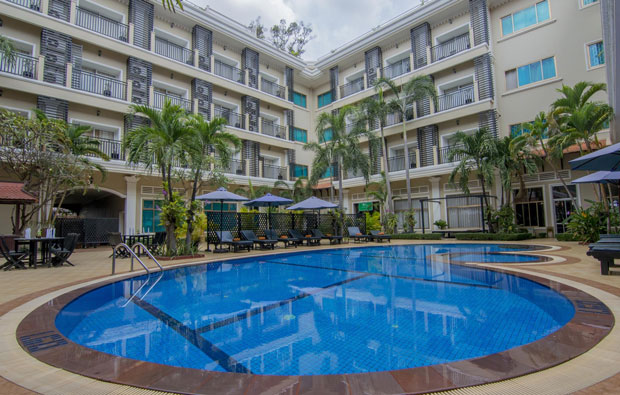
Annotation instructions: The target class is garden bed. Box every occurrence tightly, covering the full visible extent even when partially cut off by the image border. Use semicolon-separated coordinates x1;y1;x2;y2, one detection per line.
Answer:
454;233;533;241
391;233;442;240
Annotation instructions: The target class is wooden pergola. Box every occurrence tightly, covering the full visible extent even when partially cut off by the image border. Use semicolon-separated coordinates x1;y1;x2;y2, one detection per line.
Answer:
0;182;37;234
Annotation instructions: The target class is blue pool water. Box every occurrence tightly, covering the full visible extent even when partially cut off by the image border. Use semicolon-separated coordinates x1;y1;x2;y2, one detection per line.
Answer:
56;244;574;375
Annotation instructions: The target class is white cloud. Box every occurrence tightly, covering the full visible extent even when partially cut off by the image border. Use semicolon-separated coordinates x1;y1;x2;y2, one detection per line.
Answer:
191;0;420;60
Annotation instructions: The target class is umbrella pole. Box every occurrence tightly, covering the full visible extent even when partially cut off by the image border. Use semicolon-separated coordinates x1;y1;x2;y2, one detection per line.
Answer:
215;199;226;253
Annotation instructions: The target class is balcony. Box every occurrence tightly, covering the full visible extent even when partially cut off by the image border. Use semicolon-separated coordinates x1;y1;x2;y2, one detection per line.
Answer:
387;152;416;172
437;85;475;112
383;58;410;79
75;7;128;42
214;106;244;129
222;158;246;176
261;119;287;140
260;79;286;99
431;32;471;63
153;91;191;112
262;163;287;180
214;60;245;84
88;137;124;160
438;145;465;164
71;69;127;100
6;0;40;11
385;112;404;128
345;168;364;179
339;77;364;99
154;37;193;65
0;53;38;80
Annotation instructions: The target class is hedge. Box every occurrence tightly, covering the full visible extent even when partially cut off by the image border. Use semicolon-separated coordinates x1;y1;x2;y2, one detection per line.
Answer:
454;232;533;241
390;233;442;240
556;233;581;242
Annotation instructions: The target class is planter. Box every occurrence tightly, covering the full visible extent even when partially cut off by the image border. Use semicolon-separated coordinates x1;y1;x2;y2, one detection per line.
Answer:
155;254;205;261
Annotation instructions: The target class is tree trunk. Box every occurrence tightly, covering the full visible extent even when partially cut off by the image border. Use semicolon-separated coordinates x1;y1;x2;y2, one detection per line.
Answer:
338;158;344;213
540;140;577;206
185;170;201;251
380;125;393;213
402;116;413;232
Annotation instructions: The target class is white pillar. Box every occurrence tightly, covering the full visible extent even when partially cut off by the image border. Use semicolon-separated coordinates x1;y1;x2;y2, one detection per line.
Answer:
430;177;442;227
124;176;139;234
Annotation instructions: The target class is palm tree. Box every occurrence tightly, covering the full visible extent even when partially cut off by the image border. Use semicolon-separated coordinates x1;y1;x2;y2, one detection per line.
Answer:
365;171;388;226
161;0;183;13
183;114;240;250
305;105;371;212
494;135;538;207
234;179;272;200
275;177;312;203
0;35;15;64
378;75;436;230
124;99;192;251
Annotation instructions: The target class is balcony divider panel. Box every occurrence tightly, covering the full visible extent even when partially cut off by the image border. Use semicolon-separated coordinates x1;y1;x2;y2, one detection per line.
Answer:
329;66;339;100
284;109;294;140
474;53;494;101
192;25;213;72
129;0;153;50
469;0;490;46
241;48;259;89
417;125;438;167
241;95;260;132
127;57;151;105
478;109;498;138
365;46;382;86
41;28;71;86
410;23;431;69
285;66;294;103
37;96;68;121
192;79;212;119
48;0;70;21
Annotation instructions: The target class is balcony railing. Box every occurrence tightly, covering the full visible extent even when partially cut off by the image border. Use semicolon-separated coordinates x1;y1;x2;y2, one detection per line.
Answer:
154;37;193;65
0;53;38;79
262;163;287;180
260;79;286;99
431;32;471;63
222;158;245;175
75;7;128;42
339;77;364;99
6;0;41;11
261;119;287;139
437;85;475;112
214;60;245;84
385;112;403;128
214;107;244;129
88;137;124;160
72;69;127;100
153;91;191;111
387;153;417;172
345;168;364;179
439;145;465;164
383;58;410;79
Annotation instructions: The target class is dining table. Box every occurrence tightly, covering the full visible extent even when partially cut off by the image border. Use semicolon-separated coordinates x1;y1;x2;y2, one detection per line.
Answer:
15;237;65;268
123;234;154;255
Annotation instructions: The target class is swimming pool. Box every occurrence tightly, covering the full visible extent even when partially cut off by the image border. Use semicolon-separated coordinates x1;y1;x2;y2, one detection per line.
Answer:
53;244;574;376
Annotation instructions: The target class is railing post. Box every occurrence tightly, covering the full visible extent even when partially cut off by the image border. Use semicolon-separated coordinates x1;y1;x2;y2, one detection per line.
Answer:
469;31;474;49
416;148;421;168
285;165;290;180
37;55;45;81
363;73;368;90
259;159;264;178
244;159;250;176
193;49;199;67
258;75;262;91
432;146;438;165
126;78;133;102
409;52;415;70
377;67;382;79
128;23;135;45
426;46;432;65
69;0;77;24
258;116;263;134
148;85;154;107
40;0;49;14
193;98;199;115
245;69;250;87
284;88;289;101
65;63;72;88
244;114;250;131
473;74;480;103
150;31;155;52
210;102;215;119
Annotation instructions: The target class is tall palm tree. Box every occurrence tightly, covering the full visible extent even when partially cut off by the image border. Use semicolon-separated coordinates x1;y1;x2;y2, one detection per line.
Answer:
124;99;192;251
183;114;240;250
234;179;272;200
494;135;538;207
378;75;436;229
305;105;371;212
365;171;388;226
275;177;312;203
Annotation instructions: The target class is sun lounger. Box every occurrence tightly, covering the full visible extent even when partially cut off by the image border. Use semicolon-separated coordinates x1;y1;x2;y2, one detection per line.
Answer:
369;230;391;243
264;230;299;248
347;226;370;243
312;229;343;245
216;231;253;252
240;230;277;250
289;229;321;246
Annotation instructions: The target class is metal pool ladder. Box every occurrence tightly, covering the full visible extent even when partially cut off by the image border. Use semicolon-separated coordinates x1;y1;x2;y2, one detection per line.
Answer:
111;242;163;274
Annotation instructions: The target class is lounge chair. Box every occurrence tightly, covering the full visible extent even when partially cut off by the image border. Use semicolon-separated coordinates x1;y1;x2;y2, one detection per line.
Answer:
50;233;79;266
312;229;343;245
347;227;370;243
215;231;253;252
240;230;277;250
289;229;321;246
369;230;392;243
108;232;130;258
0;235;28;270
147;231;166;252
264;229;299;248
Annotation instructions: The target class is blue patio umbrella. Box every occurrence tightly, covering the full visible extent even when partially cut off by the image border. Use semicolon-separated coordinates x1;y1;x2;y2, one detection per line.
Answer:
196;187;248;253
286;196;338;235
572;171;620;185
244;193;293;229
569;141;620;171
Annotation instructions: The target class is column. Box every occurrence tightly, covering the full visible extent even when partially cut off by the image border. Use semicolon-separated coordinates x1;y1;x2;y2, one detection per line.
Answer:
36;55;45;81
126;79;133;102
65;63;72;89
124;176;139;234
430;177;442;227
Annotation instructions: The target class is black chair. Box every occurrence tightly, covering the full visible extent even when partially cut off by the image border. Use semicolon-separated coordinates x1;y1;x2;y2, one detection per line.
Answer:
50;233;79;266
108;232;129;258
312;229;343;245
347;227;370;243
240;230;277;250
289;229;321;246
0;235;28;270
148;231;166;252
216;231;253;252
369;230;392;243
264;229;299;248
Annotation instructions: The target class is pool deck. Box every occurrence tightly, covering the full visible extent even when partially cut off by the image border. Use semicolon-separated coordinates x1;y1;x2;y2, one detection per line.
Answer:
0;238;619;394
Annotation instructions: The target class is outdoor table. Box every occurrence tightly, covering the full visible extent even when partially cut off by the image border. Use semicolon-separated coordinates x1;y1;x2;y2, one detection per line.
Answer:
15;237;65;268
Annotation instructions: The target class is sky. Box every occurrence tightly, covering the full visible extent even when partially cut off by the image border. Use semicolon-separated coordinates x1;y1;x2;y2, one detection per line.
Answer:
191;0;422;60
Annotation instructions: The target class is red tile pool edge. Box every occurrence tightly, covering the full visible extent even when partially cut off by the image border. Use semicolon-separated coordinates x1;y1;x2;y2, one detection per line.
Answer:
15;256;615;395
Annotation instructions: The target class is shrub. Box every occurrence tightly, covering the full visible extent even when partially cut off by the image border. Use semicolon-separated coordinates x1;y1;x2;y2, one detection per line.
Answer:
391;233;442;240
454;232;533;241
404;209;417;231
556;233;580;242
434;219;448;230
488;205;517;233
384;212;398;234
365;211;381;231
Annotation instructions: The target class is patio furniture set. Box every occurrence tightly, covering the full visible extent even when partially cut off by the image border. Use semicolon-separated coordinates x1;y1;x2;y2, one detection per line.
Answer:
0;233;79;270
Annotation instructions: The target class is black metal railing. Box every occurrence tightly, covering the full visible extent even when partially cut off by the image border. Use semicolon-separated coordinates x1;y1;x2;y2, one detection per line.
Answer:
75;7;129;42
437;85;475;112
222;158;245;175
214;106;244;129
261;119;287;139
153;91;191;111
6;0;41;11
439;145;465;164
385;112;403;128
431;32;471;63
339;77;364;98
383;58;410;79
72;69;127;100
88;137;124;160
154;37;193;65
0;52;38;79
260;79;286;99
263;163;287;180
214;60;244;84
387;152;417;172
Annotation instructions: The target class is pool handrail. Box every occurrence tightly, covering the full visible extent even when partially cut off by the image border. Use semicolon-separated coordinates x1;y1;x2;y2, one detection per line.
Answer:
121;270;164;307
111;242;156;274
131;242;163;272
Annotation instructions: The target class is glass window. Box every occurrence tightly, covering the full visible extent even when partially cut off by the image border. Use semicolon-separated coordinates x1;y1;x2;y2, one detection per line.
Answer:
293;127;307;143
513;57;556;88
292;164;308;178
501;1;550;36
536;1;550;21
588;41;605;68
505;69;518;90
541;57;556;78
514;188;545;227
320;128;333;143
142;199;165;233
510;123;531;137
513;5;537;31
293;92;307;108
583;0;598;5
501;16;514;35
318;91;332;108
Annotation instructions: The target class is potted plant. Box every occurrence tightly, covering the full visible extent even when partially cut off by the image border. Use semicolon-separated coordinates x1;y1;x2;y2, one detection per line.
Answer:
434;219;448;230
103;82;112;97
22;59;34;79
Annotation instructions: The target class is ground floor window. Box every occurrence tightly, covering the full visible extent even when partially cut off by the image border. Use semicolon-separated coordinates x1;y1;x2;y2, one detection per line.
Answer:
514;188;545;227
394;199;429;229
142;199;165;233
446;196;483;229
552;185;576;234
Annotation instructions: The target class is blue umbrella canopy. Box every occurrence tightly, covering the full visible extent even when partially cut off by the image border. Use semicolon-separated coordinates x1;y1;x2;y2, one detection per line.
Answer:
572;171;620;185
244;193;293;207
196;187;248;202
286;196;337;210
569;142;620;171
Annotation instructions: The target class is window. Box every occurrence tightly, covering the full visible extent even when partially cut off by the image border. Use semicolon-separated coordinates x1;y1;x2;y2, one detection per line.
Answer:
292;127;307;143
506;57;556;90
510;123;531;137
587;41;605;68
501;1;550;36
583;0;598;5
319;128;333;143
142;200;165;233
292;164;308;178
204;202;236;211
293;91;307;108
514;188;545;227
322;165;335;178
318;91;332;108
